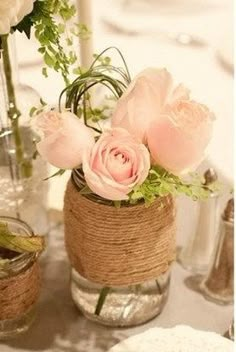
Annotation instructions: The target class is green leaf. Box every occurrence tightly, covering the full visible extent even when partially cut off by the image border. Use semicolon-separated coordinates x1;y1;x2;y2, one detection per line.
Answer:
66;37;73;46
79;185;92;195
44;169;65;180
114;201;121;208
0;258;10;270
72;67;82;75
13;14;33;38
44;52;56;67
40;97;47;106
59;4;76;20
0;222;45;254
38;47;45;54
29;106;38;117
58;23;65;34
42;67;48;77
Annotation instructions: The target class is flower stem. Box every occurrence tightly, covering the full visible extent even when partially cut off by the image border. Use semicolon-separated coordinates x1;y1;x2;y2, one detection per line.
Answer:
95;286;110;316
155;280;162;293
1;34;32;178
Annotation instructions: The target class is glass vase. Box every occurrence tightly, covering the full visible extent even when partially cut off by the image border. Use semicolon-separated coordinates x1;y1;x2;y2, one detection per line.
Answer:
0;216;41;339
0;34;49;236
71;268;170;327
64;169;175;327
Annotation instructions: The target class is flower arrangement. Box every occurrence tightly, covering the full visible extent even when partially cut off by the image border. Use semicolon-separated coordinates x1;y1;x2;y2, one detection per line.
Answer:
33;48;216;325
34;48;215;204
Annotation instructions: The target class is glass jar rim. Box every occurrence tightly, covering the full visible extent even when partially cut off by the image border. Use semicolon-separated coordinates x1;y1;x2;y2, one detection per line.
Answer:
0;216;36;265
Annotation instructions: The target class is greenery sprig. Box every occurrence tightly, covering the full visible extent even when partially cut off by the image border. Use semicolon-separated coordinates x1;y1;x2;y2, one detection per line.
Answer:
59;47;131;132
129;166;218;205
0;222;45;254
13;0;90;85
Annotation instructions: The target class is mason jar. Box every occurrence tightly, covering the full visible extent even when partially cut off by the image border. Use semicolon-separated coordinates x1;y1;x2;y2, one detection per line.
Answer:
64;169;175;327
0;216;41;339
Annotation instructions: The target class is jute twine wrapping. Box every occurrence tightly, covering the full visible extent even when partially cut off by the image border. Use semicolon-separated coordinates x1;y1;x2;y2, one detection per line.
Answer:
64;179;176;286
0;261;40;320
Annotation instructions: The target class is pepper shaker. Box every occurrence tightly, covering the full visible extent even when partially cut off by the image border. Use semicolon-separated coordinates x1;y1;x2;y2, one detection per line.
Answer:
200;198;234;305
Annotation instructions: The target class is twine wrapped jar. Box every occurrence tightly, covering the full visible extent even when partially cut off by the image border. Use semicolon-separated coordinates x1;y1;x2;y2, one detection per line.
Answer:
64;170;176;327
0;217;41;339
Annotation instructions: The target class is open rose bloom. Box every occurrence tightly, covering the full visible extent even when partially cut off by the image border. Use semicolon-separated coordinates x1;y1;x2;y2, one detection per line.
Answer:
83;128;150;200
34;110;95;169
112;68;214;175
35;66;214;201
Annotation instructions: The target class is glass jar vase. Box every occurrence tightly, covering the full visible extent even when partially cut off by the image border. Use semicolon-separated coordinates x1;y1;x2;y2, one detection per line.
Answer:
0;126;49;235
64;170;176;327
0;34;49;236
71;268;170;327
0;216;41;339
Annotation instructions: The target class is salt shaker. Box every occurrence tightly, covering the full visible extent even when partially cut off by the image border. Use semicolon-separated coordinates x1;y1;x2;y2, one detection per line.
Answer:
178;169;219;274
200;198;234;305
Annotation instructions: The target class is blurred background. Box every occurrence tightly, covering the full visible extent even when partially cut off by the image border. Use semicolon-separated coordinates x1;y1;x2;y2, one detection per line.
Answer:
15;0;233;210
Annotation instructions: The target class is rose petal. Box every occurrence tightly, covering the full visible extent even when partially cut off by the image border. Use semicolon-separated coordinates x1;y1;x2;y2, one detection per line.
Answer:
147;115;212;174
36;111;95;169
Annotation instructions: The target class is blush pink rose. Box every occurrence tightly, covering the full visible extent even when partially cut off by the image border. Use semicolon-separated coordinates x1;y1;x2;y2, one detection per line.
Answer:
111;68;189;142
34;110;95;169
83;128;150;200
147;100;214;174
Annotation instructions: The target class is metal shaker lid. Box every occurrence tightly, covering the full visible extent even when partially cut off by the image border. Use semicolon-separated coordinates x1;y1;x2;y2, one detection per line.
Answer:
203;168;218;185
223;198;234;222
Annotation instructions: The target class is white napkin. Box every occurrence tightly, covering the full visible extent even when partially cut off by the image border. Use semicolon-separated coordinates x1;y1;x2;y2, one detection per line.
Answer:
108;325;233;352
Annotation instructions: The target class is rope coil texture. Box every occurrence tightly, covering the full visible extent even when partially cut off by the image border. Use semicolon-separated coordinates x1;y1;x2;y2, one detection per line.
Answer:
0;261;40;320
64;178;176;286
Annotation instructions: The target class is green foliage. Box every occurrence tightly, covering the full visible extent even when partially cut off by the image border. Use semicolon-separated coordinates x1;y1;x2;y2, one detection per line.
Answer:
13;0;91;85
93;53;111;66
71;23;91;40
114;201;121;209
29;98;47;117
59;47;131;133
82;104;113;123
129;166;218;205
0;222;45;254
44;169;66;181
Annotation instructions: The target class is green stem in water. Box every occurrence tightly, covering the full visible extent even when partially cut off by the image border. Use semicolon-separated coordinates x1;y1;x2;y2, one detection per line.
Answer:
95;286;110;316
155;280;162;294
1;34;32;178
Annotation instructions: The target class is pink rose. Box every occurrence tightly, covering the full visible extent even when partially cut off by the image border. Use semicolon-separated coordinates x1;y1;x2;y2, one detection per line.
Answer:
83;128;150;200
111;68;189;142
34;110;95;169
147;100;214;174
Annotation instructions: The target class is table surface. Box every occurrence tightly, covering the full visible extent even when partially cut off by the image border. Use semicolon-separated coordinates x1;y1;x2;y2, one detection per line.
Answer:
0;218;233;352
